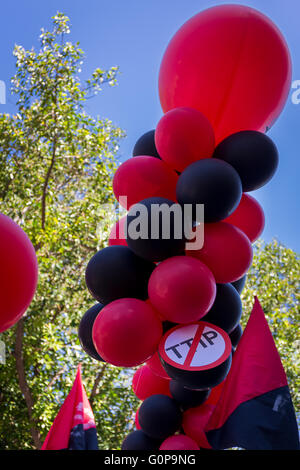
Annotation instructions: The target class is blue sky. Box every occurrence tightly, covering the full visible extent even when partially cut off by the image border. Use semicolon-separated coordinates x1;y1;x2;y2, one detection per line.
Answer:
0;0;299;252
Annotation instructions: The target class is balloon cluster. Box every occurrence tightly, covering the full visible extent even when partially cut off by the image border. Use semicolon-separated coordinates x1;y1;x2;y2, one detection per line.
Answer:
78;5;291;451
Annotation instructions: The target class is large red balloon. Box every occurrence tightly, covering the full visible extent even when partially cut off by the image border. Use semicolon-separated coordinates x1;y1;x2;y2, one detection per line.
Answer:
148;256;216;324
132;365;171;400
159;434;200;451
223;193;265;243
182;403;215;449
112;156;178;209
155;107;215;172
159;5;291;144
108;216;127;247
0;214;38;333
187;222;253;283
92;298;162;367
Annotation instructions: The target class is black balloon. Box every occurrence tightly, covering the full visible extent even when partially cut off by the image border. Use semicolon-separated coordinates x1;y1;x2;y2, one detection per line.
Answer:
213;130;279;192
138;394;182;440
85;245;155;304
231;274;247;294
121;430;161;450
126;197;189;262
176;158;242;223
160;351;232;390
162;320;177;334
78;303;105;361
133;129;161;159
201;283;242;333
229;323;243;349
169;380;211;411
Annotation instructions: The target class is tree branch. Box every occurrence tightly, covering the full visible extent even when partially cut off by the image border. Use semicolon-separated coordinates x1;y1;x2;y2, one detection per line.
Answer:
14;319;42;449
46;367;66;390
41;137;57;230
41;49;60;232
89;363;107;406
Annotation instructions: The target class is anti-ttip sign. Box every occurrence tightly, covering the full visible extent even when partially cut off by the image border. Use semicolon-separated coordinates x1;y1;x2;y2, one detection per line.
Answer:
160;322;231;371
158;321;232;390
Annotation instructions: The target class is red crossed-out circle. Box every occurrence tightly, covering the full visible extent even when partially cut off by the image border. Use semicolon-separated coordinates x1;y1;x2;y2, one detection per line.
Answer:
159;321;231;372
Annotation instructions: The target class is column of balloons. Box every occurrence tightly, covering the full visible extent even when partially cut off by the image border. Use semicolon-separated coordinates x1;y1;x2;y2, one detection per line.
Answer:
78;4;291;451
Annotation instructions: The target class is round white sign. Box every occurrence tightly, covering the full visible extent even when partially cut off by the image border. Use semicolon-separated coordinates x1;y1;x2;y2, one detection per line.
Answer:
159;321;231;371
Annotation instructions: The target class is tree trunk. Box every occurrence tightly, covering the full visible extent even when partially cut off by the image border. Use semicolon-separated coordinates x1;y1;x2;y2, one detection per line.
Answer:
89;363;107;406
14;319;42;449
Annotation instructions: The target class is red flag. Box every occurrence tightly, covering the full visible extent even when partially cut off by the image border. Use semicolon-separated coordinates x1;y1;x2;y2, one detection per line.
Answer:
41;364;98;450
205;297;299;450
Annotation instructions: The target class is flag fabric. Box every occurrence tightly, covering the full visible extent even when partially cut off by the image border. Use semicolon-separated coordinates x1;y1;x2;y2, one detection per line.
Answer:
41;364;98;450
205;297;299;450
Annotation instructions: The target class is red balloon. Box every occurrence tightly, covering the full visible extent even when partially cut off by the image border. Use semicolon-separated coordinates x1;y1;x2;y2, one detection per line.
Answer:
112;156;178;210
108;216;127;247
132;365;171;400
182;403;215;449
0;214;38;333
159;434;200;451
92;298;163;367
187;222;253;283
135;406;141;430
145;299;165;321
159;5;291;144
146;351;171;380
148;256;216;324
223;193;265;243
155;107;215;172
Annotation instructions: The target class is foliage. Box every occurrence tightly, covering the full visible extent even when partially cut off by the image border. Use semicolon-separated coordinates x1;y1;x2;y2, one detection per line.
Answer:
0;12;138;451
